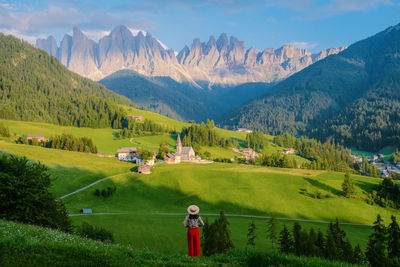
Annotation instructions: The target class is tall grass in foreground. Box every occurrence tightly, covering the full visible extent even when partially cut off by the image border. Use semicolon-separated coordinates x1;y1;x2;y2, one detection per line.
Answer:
0;219;363;266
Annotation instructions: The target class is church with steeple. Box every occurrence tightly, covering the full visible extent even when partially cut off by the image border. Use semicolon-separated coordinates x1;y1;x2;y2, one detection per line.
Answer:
165;134;196;164
176;134;195;161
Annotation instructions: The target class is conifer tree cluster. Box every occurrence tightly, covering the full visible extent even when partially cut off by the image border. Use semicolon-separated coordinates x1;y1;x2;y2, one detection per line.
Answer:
118;118;175;138
366;214;400;267
274;132;380;174
256;153;298;168
181;120;231;149
201;211;234;256
0;34;132;129
367;178;400;209
278;219;364;264
17;133;98;153
246;131;269;152
390;149;400;165
94;186;117;198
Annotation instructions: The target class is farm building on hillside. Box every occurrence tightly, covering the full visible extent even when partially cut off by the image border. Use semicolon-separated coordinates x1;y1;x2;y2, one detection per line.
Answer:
138;165;151;174
117;147;138;161
283;148;296;154
126;114;143;121
26;134;46;142
237;128;253;133
117;147;156;166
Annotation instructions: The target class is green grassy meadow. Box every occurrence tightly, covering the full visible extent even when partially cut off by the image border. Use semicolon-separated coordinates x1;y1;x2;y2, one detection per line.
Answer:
60;162;396;253
0;141;133;197
1;115;396;257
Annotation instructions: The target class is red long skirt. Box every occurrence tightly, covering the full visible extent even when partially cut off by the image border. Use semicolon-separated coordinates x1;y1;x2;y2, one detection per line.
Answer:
187;227;201;257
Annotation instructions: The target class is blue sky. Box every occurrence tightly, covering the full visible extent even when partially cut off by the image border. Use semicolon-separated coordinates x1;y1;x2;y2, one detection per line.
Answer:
0;0;399;53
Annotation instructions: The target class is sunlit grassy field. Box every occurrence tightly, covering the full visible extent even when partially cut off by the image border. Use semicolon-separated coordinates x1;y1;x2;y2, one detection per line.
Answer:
0;141;133;197
61;162;398;253
0;138;393;254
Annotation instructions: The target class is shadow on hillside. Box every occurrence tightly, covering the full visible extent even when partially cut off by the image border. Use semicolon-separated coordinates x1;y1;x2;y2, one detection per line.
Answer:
354;180;379;195
50;164;116;198
303;177;342;196
64;170;296;221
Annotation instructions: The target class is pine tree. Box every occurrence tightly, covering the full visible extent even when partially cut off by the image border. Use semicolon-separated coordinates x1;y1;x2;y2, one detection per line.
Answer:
202;212;234;256
201;217;216;256
214;211;234;253
278;224;293;253
266;214;278;249
324;230;338;260
315;230;325;256
353;244;365;264
366;214;387;267
246;220;256;249
342;173;355;198
293;222;304;256
388;215;400;259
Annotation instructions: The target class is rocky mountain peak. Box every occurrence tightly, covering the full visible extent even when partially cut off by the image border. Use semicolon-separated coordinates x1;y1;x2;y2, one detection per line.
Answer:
36;26;346;85
216;33;229;52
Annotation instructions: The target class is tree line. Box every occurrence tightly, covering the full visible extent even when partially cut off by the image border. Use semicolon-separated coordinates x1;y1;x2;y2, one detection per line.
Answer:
390;149;400;165
117;118;175;138
273;132;379;175
367;178;400;209
17;133;98;153
181;120;231;150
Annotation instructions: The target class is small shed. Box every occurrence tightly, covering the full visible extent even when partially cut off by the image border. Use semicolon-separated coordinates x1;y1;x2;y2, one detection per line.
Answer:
80;208;92;214
138;165;151;174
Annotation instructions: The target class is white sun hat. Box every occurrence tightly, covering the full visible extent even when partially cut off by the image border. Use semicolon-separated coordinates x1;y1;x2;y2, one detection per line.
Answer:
187;205;200;215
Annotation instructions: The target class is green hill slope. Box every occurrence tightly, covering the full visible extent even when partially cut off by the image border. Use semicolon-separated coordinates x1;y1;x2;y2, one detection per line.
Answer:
221;23;400;151
0;219;361;267
0;34;133;128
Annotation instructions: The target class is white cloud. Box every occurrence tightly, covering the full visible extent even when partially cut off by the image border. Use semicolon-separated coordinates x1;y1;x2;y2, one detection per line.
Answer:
82;29;110;41
0;28;46;44
287;41;318;49
128;27;147;36
271;0;397;19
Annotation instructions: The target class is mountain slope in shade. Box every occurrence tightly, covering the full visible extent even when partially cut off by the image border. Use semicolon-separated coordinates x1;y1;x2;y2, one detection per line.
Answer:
36;25;346;85
0;33;133;128
99;70;273;121
220;23;400;151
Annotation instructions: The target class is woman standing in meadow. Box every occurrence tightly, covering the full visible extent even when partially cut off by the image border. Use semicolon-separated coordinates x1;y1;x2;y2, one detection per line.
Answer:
183;205;204;257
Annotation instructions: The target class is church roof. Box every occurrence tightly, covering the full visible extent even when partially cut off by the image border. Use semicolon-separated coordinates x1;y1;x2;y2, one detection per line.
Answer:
181;147;193;154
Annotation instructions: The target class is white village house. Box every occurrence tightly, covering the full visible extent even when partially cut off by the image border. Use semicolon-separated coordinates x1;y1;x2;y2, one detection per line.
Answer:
117;147;138;161
117;147;156;166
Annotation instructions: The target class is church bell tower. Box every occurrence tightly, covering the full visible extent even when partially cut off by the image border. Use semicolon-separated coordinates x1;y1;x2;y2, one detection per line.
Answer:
176;134;182;155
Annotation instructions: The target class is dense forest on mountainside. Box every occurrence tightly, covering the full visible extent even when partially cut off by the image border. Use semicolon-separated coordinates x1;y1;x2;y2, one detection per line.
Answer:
99;70;271;122
221;23;400;151
0;34;133;128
